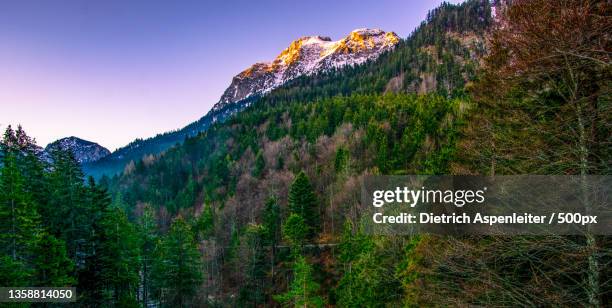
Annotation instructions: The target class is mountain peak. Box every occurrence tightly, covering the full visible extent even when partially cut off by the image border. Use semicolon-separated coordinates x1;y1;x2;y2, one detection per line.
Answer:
214;28;400;111
45;137;110;164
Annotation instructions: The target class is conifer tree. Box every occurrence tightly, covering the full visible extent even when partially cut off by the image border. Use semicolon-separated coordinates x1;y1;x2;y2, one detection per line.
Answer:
334;147;350;174
0;255;31;286
262;196;281;288
34;233;75;287
98;202;141;305
274;255;324;308
137;204;157;306
239;224;267;305
262;196;281;247
283;214;308;250
253;149;266;178
195;203;214;240
46;148;88;259
14;126;49;213
288;171;319;238
152;217;203;307
76;175;114;306
0;150;42;284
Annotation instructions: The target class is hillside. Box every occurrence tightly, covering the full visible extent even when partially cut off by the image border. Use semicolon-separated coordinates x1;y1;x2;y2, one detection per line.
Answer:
3;0;609;307
84;29;400;179
85;3;489;179
107;0;493;305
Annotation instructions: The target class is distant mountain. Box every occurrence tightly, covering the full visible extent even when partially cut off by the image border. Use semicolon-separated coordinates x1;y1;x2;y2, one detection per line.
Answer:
84;29;399;178
45;137;110;164
214;28;399;111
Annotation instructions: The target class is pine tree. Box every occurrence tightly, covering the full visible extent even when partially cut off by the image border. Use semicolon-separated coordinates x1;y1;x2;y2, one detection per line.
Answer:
46;148;88;259
288;171;319;238
253;149;266;178
274;255;324;308
98;202;141;305
334;147;350;174
152;216;203;307
78;176;113;306
195;203;214;240
0;255;31;286
262;196;281;246
0;150;42;284
239;224;267;306
14;126;49;215
283;214;308;250
34;233;76;286
137;204;157;307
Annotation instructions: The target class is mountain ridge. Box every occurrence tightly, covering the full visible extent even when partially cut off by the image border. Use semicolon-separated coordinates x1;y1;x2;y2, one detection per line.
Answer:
45;136;110;164
214;28;399;111
84;28;400;178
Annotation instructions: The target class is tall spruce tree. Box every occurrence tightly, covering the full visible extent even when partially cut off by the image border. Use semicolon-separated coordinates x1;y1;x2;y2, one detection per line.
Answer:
0;145;42;285
46;148;88;260
238;224;267;306
195;202;214;240
253;150;266;178
288;171;319;239
152;216;203;307
97;200;141;306
0;151;42;286
137;204;157;306
34;233;75;287
274;255;324;308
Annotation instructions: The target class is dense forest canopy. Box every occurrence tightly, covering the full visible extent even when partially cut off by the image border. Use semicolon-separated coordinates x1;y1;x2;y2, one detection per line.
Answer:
1;0;610;307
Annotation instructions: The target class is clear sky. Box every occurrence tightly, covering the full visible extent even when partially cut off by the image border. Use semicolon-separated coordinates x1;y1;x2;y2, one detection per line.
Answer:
1;0;460;151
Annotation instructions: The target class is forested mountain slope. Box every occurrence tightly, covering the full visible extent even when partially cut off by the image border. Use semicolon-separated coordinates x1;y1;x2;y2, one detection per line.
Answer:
85;1;490;179
106;0;495;305
2;0;609;307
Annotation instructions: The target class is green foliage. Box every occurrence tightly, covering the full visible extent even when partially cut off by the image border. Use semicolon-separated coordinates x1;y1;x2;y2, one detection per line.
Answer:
334;146;350;174
46;148;90;259
0;131;44;286
274;255;324;308
335;234;403;307
283;214;308;249
137;204;158;306
253;149;266;178
288;171;319;238
335;222;404;307
152;217;203;307
0;1;497;305
97;204;141;304
0;255;31;287
0;151;42;269
34;234;75;286
262;196;281;246
238;224;268;306
195;203;215;240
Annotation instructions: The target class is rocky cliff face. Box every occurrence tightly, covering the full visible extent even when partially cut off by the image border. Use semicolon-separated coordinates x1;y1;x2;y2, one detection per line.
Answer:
45;137;110;164
213;28;400;112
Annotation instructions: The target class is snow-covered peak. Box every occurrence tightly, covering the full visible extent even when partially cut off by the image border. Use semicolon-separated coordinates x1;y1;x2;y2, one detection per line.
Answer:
213;28;400;111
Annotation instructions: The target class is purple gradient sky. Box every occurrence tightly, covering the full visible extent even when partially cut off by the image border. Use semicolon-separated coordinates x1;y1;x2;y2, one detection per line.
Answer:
1;0;459;151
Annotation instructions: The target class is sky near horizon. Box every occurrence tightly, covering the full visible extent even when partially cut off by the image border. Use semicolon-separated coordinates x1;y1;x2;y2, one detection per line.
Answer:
1;0;460;151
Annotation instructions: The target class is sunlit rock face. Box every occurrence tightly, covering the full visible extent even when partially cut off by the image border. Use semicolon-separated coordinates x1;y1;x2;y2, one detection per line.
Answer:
213;28;399;112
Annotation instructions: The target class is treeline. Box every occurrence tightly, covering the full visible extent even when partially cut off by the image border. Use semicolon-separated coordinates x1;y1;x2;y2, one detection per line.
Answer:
114;93;464;216
0;126;204;307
